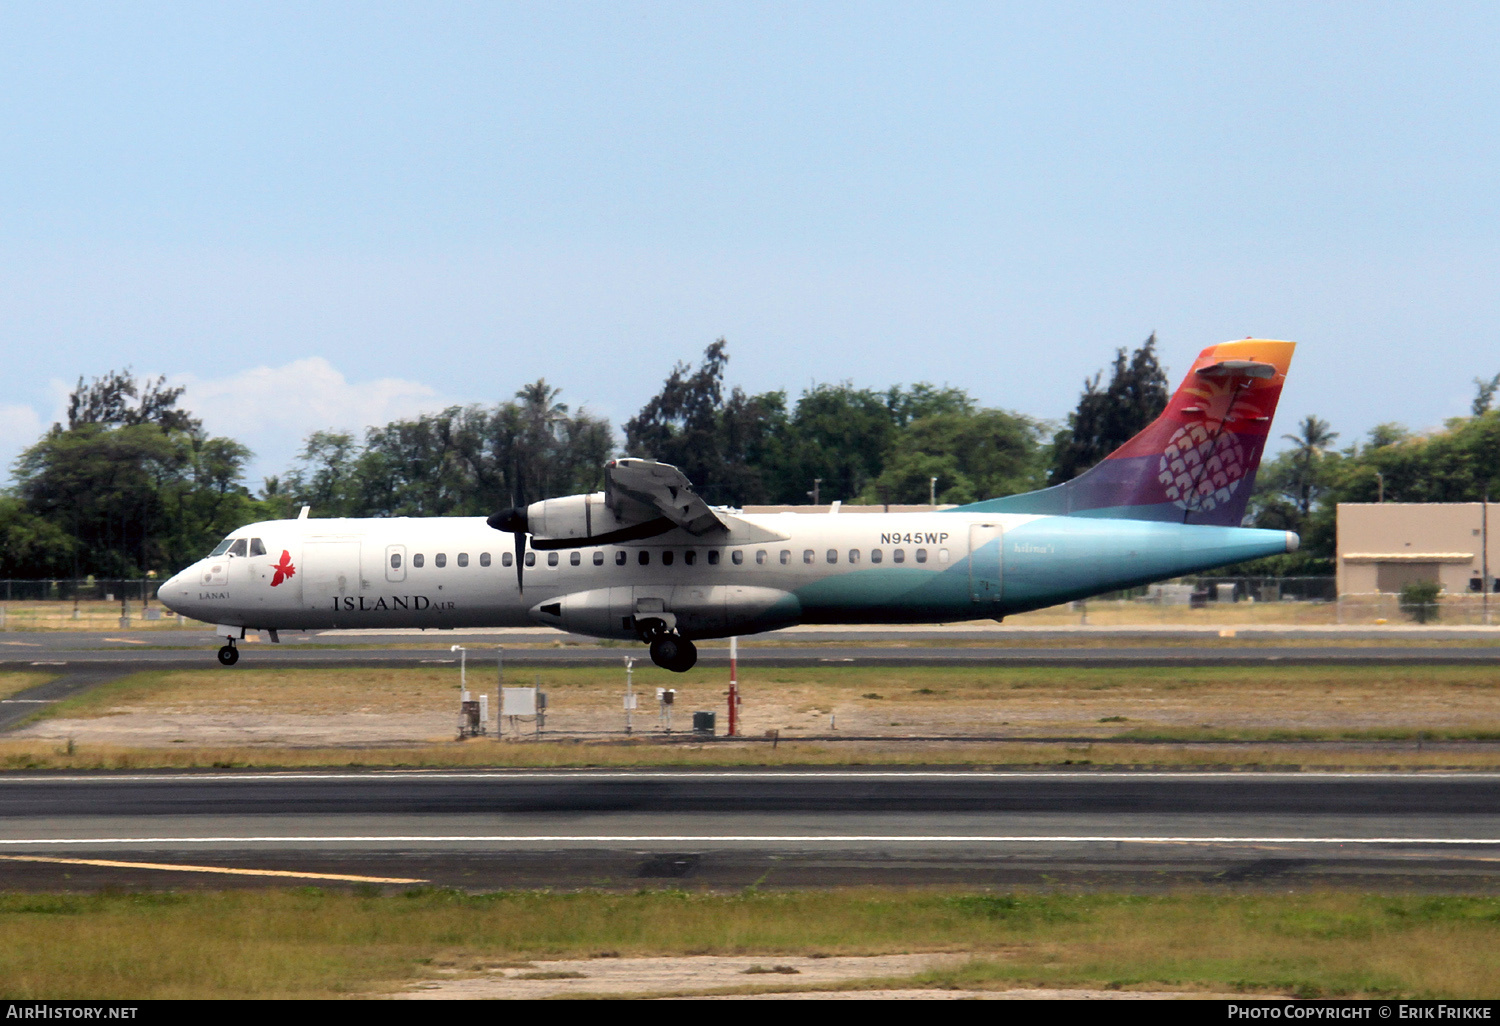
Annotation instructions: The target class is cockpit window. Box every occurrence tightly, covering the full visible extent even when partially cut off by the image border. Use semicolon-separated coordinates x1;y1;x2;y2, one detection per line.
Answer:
228;539;248;557
208;539;233;556
249;538;267;557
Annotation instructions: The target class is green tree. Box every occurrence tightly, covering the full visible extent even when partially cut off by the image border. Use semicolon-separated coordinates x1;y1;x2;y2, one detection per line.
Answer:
1473;372;1500;417
863;410;1046;505
1280;414;1340;516
624;340;791;505
0;496;77;577
13;371;255;576
1049;334;1170;484
283;384;613;518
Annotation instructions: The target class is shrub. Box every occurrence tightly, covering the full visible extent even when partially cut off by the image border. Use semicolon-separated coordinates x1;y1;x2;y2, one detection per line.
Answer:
1399;581;1442;623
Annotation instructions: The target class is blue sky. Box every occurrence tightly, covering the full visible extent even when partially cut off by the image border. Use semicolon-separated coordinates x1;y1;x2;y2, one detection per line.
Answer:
2;1;1497;487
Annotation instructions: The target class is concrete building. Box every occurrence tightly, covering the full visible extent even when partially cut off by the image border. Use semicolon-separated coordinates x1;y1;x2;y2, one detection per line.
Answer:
1337;502;1499;594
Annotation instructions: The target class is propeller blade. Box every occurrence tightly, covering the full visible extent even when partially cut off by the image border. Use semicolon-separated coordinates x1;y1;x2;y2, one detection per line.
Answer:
515;531;526;593
486;507;529;593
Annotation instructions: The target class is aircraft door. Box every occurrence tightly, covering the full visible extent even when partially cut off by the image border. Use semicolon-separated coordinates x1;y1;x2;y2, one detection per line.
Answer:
385;544;406;583
968;523;1003;602
303;540;362;615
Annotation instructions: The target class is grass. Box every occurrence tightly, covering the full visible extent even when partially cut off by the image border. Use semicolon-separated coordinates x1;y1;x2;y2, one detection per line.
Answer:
2;738;1499;771
43;663;1500;717
0;674;53;701
0;888;1497;998
12;662;1500;769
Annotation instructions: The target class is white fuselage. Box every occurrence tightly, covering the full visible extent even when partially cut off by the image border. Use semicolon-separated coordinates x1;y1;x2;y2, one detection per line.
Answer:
157;511;1029;638
158;509;1297;642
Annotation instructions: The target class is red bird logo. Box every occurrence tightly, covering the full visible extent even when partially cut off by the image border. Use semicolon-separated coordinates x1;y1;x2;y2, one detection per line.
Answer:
270;550;296;587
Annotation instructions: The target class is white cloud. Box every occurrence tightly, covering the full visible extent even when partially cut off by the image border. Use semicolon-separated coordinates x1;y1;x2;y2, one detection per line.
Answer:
175;357;448;485
0;404;45;481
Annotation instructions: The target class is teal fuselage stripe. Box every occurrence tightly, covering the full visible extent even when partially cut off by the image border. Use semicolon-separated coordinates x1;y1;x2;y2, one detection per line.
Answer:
792;516;1288;621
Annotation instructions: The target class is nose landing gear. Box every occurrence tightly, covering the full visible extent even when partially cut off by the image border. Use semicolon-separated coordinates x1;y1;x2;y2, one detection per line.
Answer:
647;633;697;673
217;641;239;666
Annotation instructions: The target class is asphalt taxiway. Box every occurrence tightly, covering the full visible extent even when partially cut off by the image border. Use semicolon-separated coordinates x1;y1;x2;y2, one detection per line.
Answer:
0;770;1497;891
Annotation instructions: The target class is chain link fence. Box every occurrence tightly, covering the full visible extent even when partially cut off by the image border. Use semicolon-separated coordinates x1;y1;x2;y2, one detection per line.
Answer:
0;576;1495;629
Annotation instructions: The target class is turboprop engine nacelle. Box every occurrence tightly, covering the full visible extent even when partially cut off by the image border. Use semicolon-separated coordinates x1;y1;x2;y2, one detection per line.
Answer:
529;585;803;640
525;492;631;544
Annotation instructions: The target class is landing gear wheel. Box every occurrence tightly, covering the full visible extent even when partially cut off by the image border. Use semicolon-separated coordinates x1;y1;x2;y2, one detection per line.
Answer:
217;644;239;666
649;635;698;673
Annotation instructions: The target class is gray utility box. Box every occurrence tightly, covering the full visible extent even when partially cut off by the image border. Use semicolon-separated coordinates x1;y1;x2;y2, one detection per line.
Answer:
692;711;716;737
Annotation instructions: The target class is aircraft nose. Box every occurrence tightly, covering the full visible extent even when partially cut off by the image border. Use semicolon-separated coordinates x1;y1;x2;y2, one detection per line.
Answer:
157;569;190;615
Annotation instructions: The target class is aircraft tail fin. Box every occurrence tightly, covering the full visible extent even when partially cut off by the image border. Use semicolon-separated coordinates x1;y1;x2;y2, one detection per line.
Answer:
958;339;1295;526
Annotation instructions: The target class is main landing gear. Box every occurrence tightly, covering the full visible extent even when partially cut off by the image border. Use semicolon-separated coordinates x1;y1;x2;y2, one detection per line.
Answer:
217;641;239;666
647;633;697;673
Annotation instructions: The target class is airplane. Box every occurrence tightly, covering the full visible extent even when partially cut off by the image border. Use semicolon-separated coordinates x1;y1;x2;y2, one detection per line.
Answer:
158;339;1299;669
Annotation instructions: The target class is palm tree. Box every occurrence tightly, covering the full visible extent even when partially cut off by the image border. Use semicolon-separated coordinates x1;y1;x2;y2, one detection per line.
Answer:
1282;415;1338;515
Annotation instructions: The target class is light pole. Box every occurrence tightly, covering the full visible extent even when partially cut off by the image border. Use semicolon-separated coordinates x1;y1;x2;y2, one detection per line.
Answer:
1484;488;1491;627
808;478;822;506
624;656;635;735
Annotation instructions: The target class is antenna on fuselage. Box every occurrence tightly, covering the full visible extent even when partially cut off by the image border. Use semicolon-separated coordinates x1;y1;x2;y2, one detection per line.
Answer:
297;506;310;520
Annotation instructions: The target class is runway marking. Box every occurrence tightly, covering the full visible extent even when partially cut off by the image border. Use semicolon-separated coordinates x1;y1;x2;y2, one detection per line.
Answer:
0;854;427;883
0;700;52;704
0;835;1498;846
2;770;1499;783
101;637;145;644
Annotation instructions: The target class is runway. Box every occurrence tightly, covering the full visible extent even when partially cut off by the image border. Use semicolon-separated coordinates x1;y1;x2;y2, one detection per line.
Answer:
4;627;1500;671
2;770;1498;891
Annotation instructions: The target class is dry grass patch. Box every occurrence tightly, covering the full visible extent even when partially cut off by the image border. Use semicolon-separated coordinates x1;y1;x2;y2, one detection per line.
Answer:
0;889;1497;999
0;737;1498;771
0;674;54;701
16;664;1500;766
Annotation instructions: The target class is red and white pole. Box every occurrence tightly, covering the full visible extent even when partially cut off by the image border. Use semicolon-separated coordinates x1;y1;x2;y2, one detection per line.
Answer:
728;635;739;736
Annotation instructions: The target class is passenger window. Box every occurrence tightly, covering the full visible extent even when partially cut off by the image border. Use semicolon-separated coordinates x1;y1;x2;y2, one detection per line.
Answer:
826;549;838;564
209;539;233;556
502;552;512;567
663;551;674;566
732;550;744;565
871;549;883;564
228;539;248;557
480;552;491;567
548;552;559;567
916;548;928;563
685;550;697;565
593;551;604;566
756;550;767;564
638;550;650;565
249;538;267;557
413;553;425;568
708;551;720;565
525;552;536;567
570;551;581;566
803;550;815;564
780;550;790;565
938;548;950;563
457;552;469;567
435;553;447;568
616;550;627;566
893;549;905;564
849;549;860;564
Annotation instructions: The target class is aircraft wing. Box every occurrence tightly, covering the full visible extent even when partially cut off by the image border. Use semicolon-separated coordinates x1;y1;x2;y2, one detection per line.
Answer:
604;458;726;535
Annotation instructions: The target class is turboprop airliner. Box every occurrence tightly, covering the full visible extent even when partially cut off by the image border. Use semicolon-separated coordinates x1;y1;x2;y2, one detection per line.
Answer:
159;339;1299;670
